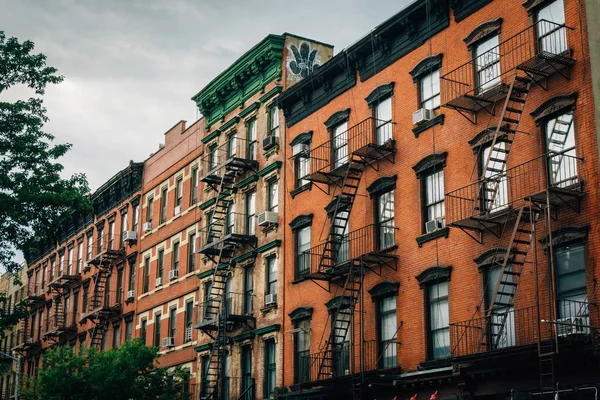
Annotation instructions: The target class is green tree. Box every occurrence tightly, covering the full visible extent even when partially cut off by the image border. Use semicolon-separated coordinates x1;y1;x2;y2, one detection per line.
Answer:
21;339;190;400
0;31;91;277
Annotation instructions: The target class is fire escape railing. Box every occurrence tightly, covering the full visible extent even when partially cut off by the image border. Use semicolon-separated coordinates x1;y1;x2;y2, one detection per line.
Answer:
201;136;258;180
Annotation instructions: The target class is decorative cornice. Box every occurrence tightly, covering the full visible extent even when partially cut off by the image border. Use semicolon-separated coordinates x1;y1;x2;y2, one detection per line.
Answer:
452;0;494;22
473;247;507;266
256;240;281;253
232;331;255;342
126;252;138;267
365;82;395;105
196;269;214;280
289;214;313;231
416;227;449;247
325;295;353;310
289;307;314;321
234;250;255;264
368;281;400;301
523;0;553;13
366;175;397;198
415;265;452;288
324;196;351;215
199;198;216;211
412;152;448;178
254;324;280;336
259;86;283;104
201;129;221;145
194;343;213;353
413;114;445;137
530;92;578;122
464;18;503;47
540;225;589;249
236;174;259;190
239;102;261;119
130;194;141;207
290;131;313;147
258;161;283;177
324;109;351;129
219;116;240;133
409;55;443;82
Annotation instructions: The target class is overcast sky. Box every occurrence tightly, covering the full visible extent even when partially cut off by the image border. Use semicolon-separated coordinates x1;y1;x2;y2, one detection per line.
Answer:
1;0;413;191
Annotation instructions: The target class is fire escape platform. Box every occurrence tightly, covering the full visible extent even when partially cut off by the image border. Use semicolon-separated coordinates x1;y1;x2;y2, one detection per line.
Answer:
48;274;81;290
88;249;125;266
198;234;257;256
81;304;122;322
526;183;585;207
200;158;258;184
25;294;46;306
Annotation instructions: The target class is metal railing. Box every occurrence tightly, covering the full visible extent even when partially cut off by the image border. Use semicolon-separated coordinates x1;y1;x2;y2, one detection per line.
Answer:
450;299;594;358
87;233;126;265
88;289;123;313
197;292;255;323
441;20;574;105
199;212;256;249
46;311;76;333
298;224;398;278
296;340;400;383
445;152;584;225
201;136;257;177
308;117;394;175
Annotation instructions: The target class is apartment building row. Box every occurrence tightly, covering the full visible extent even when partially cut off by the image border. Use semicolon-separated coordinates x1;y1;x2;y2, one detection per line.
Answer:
10;0;600;399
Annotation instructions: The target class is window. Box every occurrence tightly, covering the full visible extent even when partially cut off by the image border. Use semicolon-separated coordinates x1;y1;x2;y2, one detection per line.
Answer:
169;308;176;339
296;153;310;188
117;267;124;304
484;262;515;348
480;143;508;212
143;257;150;293
172;242;180;272
264;339;276;399
157;249;164;285
545;110;577;187
428;281;450;359
154;313;161;347
50;258;56;280
246;190;256;235
86;233;93;261
128;260;135;292
332;306;351;377
226;204;234;235
184;301;193;343
419;70;440;110
268;104;280;137
332;211;349;265
536;0;566;53
241;345;252;400
146;197;154;224
59;252;65;275
175;178;183;212
475;34;500;93
379;296;397;368
201;356;210;399
247;120;257;161
121;212;128;247
141;318;147;345
38;309;43;340
374;96;393;144
332;121;348;168
208;144;218;170
77;242;83;273
188;233;196;273
556;245;587;318
203;281;213;321
377;189;395;249
227;132;237;158
101;329;108;351
244;266;254;314
108;221;115;250
296;227;311;279
222;352;231;400
125;319;133;341
42;264;47;291
133;204;139;233
267;179;278;212
160;187;168;224
294;318;310;384
67;247;73;275
424;170;445;230
112;324;120;349
190;167;198;205
72;291;79;325
266;256;277;297
82;285;89;315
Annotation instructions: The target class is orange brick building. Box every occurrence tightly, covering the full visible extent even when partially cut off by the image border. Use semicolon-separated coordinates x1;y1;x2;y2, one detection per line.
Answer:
278;0;600;399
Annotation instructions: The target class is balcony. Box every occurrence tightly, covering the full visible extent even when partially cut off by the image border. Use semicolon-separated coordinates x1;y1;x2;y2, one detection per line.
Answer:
450;299;595;359
441;20;575;119
81;289;123;321
445;152;585;233
200;137;258;186
87;234;126;267
299;224;398;281
11;327;41;352
195;292;255;332
25;287;46;306
198;212;257;258
295;340;400;385
44;311;77;338
306;118;395;185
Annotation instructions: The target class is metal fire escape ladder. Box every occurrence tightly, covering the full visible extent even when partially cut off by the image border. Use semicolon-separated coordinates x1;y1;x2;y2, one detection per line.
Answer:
473;74;532;215
483;205;539;350
88;267;109;349
546;113;574;183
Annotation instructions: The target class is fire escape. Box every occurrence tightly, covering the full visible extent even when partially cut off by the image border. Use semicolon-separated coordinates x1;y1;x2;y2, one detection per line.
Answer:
195;137;258;400
80;233;125;349
442;19;587;398
299;117;398;393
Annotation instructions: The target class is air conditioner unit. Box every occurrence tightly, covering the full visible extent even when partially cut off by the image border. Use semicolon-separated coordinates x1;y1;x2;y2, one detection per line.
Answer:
292;143;310;156
124;231;137;242
162;337;175;348
156;277;163;287
258;211;278;226
127;290;135;299
185;327;193;342
40;288;45;295
262;135;279;151
265;293;277;306
174;205;181;216
557;316;590;337
143;222;152;233
425;219;443;234
413;108;435;125
169;270;179;280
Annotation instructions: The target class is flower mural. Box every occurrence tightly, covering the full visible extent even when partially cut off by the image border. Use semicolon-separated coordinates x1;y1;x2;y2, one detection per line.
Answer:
288;42;321;79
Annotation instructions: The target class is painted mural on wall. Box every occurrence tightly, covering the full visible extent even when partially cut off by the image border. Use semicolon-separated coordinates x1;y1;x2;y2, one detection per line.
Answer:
287;42;322;81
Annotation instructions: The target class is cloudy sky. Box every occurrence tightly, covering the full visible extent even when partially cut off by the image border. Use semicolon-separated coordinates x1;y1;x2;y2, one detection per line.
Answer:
1;0;413;191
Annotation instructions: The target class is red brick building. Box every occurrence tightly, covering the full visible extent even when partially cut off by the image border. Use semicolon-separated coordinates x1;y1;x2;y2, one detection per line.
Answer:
278;0;600;399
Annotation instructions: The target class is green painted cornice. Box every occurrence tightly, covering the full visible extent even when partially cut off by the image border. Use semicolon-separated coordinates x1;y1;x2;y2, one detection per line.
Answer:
201;129;221;145
259;86;283;103
239;102;261;119
254;324;281;336
196;269;214;279
257;240;281;253
236;174;259;190
192;35;285;129
232;331;255;342
194;343;213;352
234;250;256;264
220;116;240;133
258;161;282;177
199;198;216;210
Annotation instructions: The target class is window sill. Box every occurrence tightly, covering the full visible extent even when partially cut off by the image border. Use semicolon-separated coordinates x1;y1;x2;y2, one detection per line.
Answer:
125;297;135;305
291;276;309;285
416;227;449;247
419;357;451;370
290;183;312;198
260;303;278;313
413;114;445;138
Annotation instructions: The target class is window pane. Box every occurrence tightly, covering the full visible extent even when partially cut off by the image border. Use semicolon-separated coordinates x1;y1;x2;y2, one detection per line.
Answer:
420;70;440;109
333;122;348;167
537;0;567;53
475;35;500;92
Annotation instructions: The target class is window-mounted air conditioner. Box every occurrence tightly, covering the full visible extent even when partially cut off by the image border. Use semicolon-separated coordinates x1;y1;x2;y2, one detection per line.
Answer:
292;143;310;157
143;222;152;233
162;337;175;348
174;205;181;216
265;293;277;306
413;108;435;125
169;270;179;280
425;219;444;234
185;327;193;342
124;231;137;242
156;277;163;287
127;290;135;299
258;211;278;227
262;136;279;151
